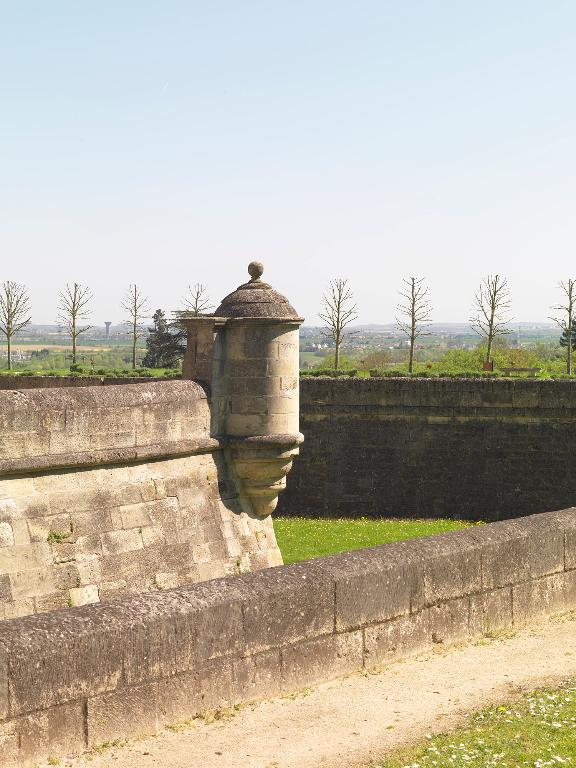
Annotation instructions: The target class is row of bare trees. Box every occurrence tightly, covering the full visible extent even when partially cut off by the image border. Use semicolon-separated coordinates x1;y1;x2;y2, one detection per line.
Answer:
2;274;574;375
320;276;576;375
0;281;211;370
122;283;212;368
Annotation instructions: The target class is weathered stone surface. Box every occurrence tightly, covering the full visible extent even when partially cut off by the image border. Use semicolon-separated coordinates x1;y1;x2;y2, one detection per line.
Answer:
557;511;576;570
240;564;334;653
0;641;8;719
332;546;415;630
0;375;174;390
16;702;86;766
512;570;576;626
69;584;99;607
0;611;124;715
469;587;513;635
198;268;302;518
2;510;576;768
364;610;431;667
427;597;470;646
516;516;565;578
0;383;282;618
279;378;576;520
474;522;531;589
418;533;482;606
88;681;161;746
282;631;363;689
0;381;211;465
0;522;14;548
0;720;18;768
233;649;282;701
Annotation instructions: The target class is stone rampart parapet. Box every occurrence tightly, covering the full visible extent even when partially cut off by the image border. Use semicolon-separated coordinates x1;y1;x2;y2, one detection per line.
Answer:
2;508;576;766
0;380;281;619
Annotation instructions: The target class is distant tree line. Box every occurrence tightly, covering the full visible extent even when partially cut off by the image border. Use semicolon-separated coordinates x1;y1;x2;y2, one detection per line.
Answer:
319;275;576;376
3;274;576;376
143;284;213;368
0;281;213;371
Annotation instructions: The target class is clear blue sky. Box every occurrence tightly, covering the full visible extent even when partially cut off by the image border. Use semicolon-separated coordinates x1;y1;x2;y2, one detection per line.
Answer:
1;1;575;324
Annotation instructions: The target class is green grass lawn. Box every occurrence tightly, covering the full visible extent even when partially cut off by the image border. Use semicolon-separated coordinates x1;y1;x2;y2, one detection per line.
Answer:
375;680;576;767
273;517;474;565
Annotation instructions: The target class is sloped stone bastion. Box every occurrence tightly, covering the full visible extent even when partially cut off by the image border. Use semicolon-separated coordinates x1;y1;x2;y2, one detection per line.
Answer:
0;263;302;619
0;381;282;619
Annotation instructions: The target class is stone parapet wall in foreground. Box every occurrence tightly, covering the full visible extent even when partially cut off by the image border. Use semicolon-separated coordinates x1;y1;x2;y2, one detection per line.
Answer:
2;508;576;766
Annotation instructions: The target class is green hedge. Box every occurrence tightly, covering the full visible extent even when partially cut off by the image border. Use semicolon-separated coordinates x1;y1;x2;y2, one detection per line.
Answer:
300;368;358;377
370;369;502;379
0;367;182;379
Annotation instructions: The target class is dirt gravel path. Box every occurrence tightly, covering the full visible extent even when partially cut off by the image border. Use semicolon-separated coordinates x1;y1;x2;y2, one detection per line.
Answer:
52;616;576;768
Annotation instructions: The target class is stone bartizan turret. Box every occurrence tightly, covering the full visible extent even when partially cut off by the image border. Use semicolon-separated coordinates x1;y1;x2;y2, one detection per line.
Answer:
179;262;304;517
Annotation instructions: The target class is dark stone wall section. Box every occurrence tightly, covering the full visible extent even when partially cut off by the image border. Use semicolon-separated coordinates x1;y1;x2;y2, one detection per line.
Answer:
2;508;576;766
279;378;576;520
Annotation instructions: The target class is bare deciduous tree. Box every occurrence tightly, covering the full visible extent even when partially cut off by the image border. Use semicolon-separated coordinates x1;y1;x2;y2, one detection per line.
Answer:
122;284;150;369
550;279;576;375
0;282;31;370
396;277;432;373
183;283;213;316
319;278;358;369
57;283;93;365
470;275;512;365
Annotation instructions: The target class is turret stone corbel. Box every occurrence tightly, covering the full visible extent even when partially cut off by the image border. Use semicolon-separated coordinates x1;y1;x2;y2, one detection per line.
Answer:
180;262;304;517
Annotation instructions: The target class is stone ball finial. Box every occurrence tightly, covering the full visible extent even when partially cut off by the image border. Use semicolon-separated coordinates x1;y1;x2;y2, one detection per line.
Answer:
214;260;301;318
248;261;264;281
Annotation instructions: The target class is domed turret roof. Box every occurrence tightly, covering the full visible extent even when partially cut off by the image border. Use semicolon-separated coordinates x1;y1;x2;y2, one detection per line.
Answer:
214;262;301;320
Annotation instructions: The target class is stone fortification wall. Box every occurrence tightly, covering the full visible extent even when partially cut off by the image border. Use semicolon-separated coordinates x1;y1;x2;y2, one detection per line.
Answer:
278;377;576;520
0;376;174;390
2;508;576;766
0;381;281;619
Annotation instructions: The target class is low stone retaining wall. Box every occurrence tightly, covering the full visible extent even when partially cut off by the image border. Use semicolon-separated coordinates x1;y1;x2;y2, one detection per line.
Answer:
2;507;576;766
